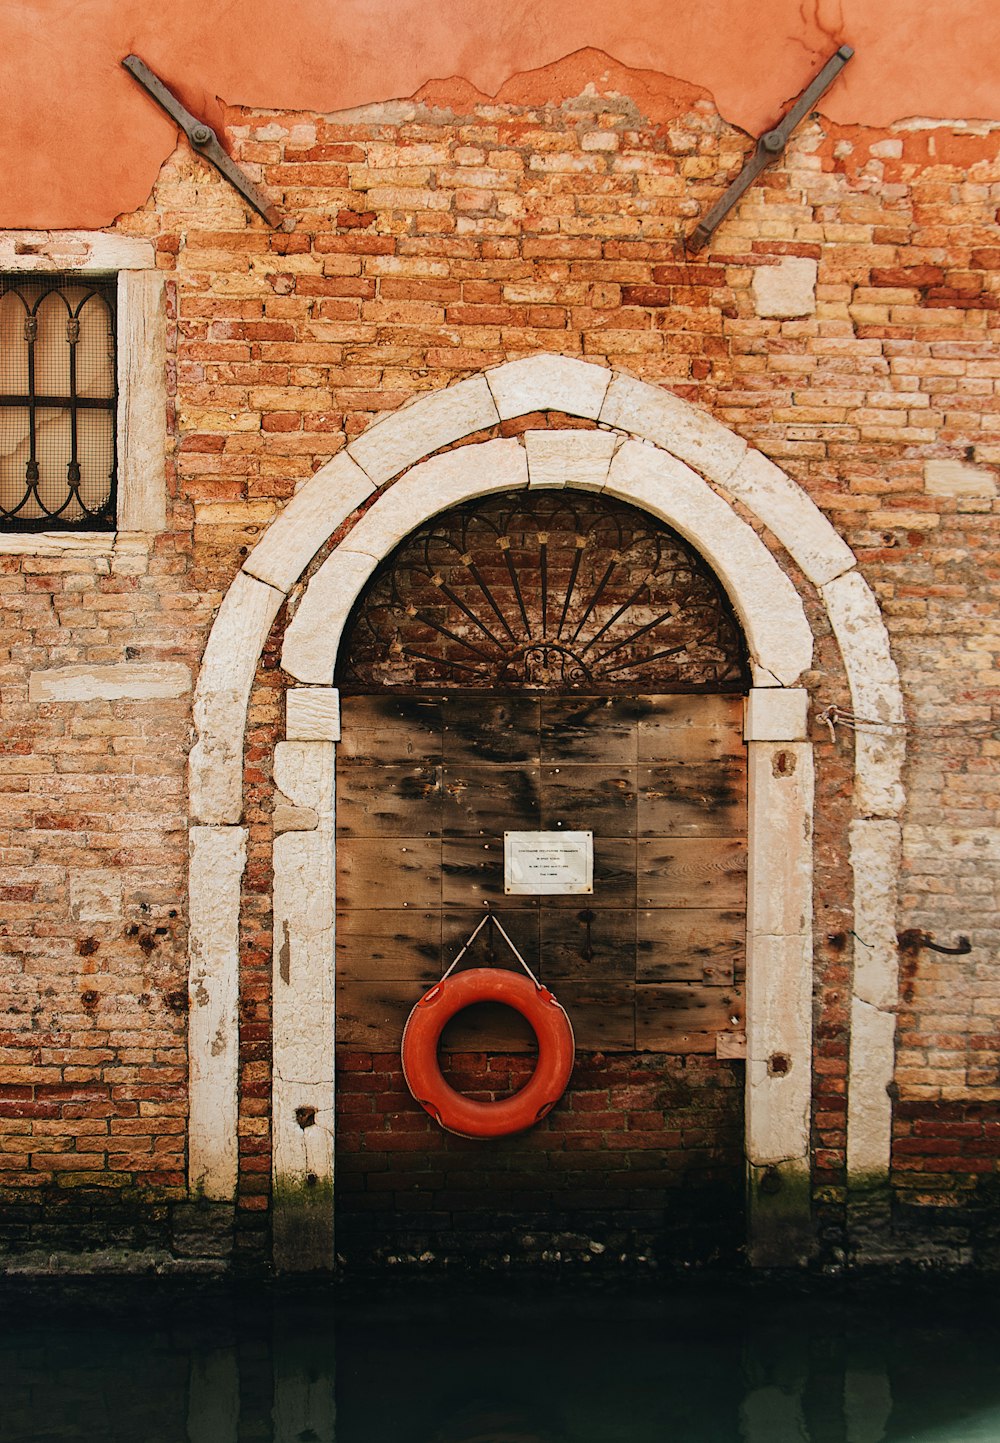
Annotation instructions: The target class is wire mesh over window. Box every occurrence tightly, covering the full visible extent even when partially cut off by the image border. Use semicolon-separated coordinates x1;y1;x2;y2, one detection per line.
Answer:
0;275;117;531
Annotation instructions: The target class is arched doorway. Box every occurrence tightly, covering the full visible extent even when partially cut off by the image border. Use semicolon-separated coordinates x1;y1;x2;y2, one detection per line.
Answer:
185;355;903;1273
332;487;751;1266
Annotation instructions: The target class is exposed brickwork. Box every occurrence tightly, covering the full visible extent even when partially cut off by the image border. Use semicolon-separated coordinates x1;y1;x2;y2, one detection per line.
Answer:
234;636;286;1266
336;1050;744;1267
885;1099;1000;1268
1;67;999;1265
0;533;199;1244
894;1099;1000;1192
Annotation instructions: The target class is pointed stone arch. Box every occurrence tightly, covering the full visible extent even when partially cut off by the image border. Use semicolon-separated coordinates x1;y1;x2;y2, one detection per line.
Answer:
186;355;904;1267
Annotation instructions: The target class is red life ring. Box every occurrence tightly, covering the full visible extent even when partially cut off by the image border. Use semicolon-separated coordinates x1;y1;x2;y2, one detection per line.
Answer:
401;968;575;1139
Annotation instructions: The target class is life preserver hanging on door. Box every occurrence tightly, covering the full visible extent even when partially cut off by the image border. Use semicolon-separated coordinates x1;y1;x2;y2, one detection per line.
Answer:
402;966;575;1139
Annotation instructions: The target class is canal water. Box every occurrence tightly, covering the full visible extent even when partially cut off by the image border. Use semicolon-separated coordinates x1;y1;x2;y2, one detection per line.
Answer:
1;1276;999;1442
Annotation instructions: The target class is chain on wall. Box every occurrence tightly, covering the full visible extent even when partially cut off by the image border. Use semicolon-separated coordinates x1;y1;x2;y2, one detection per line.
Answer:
337;489;750;693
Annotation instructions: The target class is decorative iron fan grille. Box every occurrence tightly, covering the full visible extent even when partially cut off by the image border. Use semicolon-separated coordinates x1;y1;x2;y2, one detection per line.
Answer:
0;275;118;531
337;489;749;693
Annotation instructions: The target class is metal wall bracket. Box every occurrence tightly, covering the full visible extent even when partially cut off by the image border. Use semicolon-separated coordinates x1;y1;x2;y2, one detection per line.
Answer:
898;928;972;957
686;44;853;253
122;54;289;229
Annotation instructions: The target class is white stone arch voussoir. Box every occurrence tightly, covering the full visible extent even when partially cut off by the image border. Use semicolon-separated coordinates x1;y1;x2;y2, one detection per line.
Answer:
187;354;904;1262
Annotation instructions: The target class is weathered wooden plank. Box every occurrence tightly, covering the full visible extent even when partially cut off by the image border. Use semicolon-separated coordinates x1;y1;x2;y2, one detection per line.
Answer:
639;724;745;766
637;694;744;763
441;763;540;837
442;837;538;909
638;759;746;837
337;837;441;910
641;1031;716;1055
336;909;441;981
637;837;746;908
539;763;637;836
338;695;444;762
539;908;635;980
554;982;634;1050
540;697;641;763
440;1000;538;1052
637;908;745;983
643;693;742;726
337;976;554;1052
441;696;540;763
635;981;745;1054
337;763;443;837
338;975;594;1053
717;1031;747;1060
443;908;540;974
436;980;632;1052
336;979;420;1047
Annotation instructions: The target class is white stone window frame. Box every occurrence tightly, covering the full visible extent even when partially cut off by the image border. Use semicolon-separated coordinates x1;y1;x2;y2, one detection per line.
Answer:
0;231;167;552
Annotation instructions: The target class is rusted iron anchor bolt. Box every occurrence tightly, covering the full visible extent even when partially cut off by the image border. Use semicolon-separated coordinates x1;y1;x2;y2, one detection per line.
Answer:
897;929;972;956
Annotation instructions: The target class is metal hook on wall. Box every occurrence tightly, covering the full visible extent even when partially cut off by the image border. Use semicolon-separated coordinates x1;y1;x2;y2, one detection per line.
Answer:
897;928;972;956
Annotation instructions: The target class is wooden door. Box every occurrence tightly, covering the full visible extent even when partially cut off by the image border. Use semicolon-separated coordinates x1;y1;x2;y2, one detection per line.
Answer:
335;692;746;1056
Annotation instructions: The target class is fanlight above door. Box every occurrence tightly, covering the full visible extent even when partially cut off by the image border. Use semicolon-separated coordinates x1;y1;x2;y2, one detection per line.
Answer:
337;489;749;693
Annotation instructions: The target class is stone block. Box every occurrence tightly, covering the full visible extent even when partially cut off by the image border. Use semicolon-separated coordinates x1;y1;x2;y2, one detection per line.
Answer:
751;257;818;318
0;231;155;271
847;997;896;1179
747;743;814;938
286;687;341;742
347;375;498;485
606;439;812;687
524;428;619;489
273;744;335;1271
924;459;997;496
190;572;285;824
850;819;902;1011
70;870;123;922
117;270;168;534
281;548;379;685
29;662;190;703
274;742;336;818
0;533;112;557
820;571;905;819
725;448;855;586
903;824;1000;863
745;936;812;1165
272;801;320;833
600;373;747;483
241;453;375;593
744;687;809;741
188;825;247;1201
486;353;612;419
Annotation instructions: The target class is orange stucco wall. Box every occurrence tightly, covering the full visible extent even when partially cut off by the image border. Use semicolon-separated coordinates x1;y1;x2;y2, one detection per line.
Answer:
3;0;1000;229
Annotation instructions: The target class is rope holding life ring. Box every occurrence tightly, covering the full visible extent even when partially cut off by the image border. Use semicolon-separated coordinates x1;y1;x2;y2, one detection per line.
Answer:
401;968;575;1139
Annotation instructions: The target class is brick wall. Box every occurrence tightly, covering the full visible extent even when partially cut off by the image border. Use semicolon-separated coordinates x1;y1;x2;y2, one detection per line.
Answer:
1;55;999;1264
0;539;199;1251
336;1051;744;1268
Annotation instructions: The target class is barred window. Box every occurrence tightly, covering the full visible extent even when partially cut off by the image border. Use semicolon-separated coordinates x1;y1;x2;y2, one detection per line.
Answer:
0;275;118;531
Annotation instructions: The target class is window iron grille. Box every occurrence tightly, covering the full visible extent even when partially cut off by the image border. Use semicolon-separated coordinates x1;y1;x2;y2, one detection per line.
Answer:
0;275;117;531
338;489;750;693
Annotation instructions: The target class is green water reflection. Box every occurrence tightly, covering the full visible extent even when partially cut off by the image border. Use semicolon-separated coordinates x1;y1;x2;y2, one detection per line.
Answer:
1;1281;999;1442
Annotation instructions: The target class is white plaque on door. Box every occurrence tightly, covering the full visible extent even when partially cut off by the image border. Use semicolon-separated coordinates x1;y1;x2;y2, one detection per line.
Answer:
504;831;594;895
